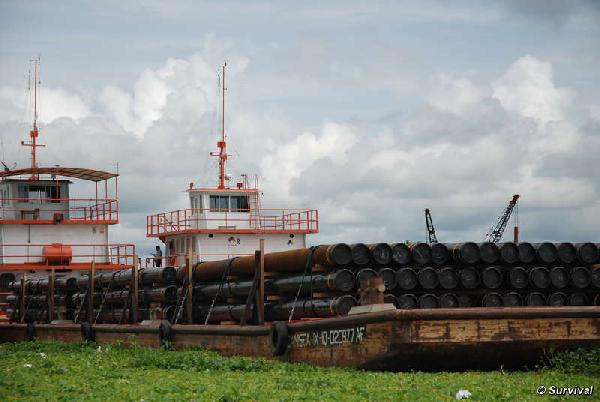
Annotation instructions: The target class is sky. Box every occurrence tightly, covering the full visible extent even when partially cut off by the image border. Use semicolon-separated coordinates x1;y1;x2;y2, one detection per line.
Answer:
1;0;600;257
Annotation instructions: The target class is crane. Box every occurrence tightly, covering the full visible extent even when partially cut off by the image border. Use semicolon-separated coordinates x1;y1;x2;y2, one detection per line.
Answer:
485;194;520;243
424;208;438;244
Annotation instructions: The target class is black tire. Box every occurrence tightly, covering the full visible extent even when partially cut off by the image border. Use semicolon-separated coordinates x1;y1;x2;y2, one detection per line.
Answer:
270;321;290;356
26;322;36;341
159;321;172;349
81;322;96;342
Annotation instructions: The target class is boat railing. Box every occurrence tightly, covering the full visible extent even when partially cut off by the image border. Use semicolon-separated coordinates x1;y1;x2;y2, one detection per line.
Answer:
146;208;319;237
0;243;136;271
0;197;118;224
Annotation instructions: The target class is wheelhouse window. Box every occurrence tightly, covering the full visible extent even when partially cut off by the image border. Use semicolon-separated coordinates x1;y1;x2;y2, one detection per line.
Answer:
209;195;229;211
230;196;249;212
19;185;61;204
209;195;249;212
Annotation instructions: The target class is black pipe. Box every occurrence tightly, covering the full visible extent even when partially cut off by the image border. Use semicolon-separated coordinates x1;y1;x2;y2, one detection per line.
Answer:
355;268;378;288
518;242;536;264
417;267;438;290
526;292;546;306
535;242;558;264
438;267;459;290
142;286;179;303
397;294;418;309
10;278;78;293
499;242;519;264
556;242;577;264
508;267;528;289
479;242;500;264
576;243;599;264
140;267;178;285
502;292;523;307
529;267;551;289
272;269;356;294
457;295;473;307
430;243;449;265
592;268;600;289
418;294;439;308
568;293;588;306
448;242;480;264
481;266;503;289
482;293;502;307
390;243;411;265
411;243;432;265
369;243;392;265
383;294;399;308
548;292;568;306
549;267;569;289
459;267;479;289
571;266;591;289
439;293;458;308
350;243;371;266
266;295;358;321
377;268;397;291
396;268;418;290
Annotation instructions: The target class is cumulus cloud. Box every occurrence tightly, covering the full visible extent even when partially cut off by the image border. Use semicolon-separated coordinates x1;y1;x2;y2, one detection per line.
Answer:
492;55;573;125
1;49;599;257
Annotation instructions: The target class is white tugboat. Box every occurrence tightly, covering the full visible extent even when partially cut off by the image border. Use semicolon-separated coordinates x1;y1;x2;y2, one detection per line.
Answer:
0;59;135;289
146;64;319;266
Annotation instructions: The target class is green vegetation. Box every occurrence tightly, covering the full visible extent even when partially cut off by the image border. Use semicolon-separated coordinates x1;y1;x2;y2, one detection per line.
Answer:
0;341;598;401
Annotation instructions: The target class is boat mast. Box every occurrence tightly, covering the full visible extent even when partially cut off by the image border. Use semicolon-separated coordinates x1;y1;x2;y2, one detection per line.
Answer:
21;56;45;180
211;62;228;189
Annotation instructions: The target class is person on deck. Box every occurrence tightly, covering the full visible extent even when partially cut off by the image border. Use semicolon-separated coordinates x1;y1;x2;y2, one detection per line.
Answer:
153;245;163;267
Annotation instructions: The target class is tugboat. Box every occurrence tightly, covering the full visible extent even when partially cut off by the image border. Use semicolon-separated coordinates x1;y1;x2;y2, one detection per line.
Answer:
0;59;134;321
146;64;318;268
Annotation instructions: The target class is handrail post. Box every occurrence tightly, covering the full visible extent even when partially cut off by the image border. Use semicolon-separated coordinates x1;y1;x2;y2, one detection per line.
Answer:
256;239;265;324
131;257;139;323
47;268;55;323
87;261;95;323
186;249;193;324
19;273;26;323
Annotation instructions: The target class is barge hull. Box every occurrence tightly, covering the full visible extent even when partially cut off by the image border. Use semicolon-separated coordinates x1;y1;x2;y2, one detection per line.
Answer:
1;307;599;371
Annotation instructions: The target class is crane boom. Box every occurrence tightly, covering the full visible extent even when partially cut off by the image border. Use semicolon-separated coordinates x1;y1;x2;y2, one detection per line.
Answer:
425;208;438;244
485;194;520;243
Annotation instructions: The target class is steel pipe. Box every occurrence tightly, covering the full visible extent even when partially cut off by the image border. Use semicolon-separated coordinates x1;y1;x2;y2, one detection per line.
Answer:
548;292;568;306
571;266;591;289
499;242;519;264
482;266;503;289
417;267;438;290
482;293;502;307
438;267;459;290
576;243;599;264
518;242;536;264
397;294;418;309
448;242;480;265
503;292;523;307
355;268;378;289
529;267;551;289
411;243;432;265
369;243;392;266
569;293;588;306
459;267;480;289
535;242;558;264
479;242;500;264
396;268;418;290
549;267;569;289
508;267;528;289
526;292;546;306
390;243;411;265
377;268;397;291
383;293;399;308
556;242;577;264
350;243;371;266
439;293;458;308
418;294;439;309
266;295;358;321
430;243;449;265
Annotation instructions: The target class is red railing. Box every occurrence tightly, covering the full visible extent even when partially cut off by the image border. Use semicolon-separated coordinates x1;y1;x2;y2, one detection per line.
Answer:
0;243;135;271
0;197;118;224
146;208;319;237
145;252;253;268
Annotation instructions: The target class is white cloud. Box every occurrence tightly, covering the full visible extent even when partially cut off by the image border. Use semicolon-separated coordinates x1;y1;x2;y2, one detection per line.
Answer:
492;55;573;125
428;75;485;115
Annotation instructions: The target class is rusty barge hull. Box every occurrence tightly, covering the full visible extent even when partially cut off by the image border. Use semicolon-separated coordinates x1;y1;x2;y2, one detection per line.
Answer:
2;306;600;371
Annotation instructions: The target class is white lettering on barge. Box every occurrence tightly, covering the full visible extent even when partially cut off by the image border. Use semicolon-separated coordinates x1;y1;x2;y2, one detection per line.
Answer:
290;326;367;348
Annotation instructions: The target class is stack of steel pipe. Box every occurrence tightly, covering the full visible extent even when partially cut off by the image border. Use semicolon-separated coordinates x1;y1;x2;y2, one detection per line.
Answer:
6;277;78;322
73;267;178;323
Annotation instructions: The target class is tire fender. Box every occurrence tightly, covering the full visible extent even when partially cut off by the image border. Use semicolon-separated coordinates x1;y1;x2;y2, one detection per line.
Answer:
26;322;36;341
270;321;290;356
159;321;172;349
81;322;96;342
